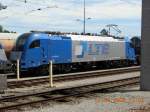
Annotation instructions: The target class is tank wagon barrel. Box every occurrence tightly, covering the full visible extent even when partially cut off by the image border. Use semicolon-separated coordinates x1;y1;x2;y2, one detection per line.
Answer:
0;33;20;73
0;33;20;58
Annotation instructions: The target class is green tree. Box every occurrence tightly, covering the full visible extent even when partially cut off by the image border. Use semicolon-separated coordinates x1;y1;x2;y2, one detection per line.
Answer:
3;30;10;33
0;25;3;32
0;25;15;33
100;29;108;36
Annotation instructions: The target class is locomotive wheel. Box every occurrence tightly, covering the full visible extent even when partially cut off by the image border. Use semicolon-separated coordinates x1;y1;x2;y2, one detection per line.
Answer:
39;65;49;75
62;65;72;73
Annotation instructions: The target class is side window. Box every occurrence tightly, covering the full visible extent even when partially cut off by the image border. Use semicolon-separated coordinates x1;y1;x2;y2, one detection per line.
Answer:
29;40;40;49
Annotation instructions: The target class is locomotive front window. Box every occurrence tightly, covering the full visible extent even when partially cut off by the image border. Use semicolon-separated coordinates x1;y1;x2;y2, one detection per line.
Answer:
29;40;40;48
16;33;31;51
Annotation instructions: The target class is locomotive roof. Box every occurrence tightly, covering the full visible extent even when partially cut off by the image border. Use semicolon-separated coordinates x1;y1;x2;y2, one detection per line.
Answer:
67;35;125;42
31;33;125;42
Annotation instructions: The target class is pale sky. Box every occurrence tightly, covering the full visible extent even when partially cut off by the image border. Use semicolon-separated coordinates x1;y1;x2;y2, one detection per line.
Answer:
0;0;141;37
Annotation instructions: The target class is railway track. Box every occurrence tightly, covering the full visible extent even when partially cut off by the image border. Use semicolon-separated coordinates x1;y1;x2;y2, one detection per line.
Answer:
7;66;140;88
0;76;139;111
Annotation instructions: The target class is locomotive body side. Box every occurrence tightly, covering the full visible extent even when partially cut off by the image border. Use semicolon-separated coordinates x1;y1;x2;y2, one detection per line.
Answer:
70;35;127;63
12;33;136;73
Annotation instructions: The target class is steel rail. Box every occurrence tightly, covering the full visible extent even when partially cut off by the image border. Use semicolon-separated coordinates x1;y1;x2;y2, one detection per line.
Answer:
0;76;139;110
7;66;140;88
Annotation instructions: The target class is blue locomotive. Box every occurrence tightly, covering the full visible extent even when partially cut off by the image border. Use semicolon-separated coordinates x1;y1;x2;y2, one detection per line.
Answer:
10;32;136;73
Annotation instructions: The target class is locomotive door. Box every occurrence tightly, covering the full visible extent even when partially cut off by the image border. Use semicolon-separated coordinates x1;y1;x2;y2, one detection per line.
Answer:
40;40;48;64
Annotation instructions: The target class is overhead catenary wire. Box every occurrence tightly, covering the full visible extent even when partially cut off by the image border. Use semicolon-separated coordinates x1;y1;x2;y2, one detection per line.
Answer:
0;1;63;32
13;0;55;7
0;0;59;21
0;24;62;31
26;5;58;14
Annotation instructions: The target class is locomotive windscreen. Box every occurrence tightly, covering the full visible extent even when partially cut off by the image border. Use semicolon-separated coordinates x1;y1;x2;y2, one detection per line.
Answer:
15;33;31;51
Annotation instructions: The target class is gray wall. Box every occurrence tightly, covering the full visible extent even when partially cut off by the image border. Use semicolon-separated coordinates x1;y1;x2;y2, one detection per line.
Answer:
141;0;150;90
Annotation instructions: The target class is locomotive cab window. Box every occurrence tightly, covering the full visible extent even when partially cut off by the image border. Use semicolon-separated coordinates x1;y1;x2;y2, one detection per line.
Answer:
29;40;40;48
16;33;31;51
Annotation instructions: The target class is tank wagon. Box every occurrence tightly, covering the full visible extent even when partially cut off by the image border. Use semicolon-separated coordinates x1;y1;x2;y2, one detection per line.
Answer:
0;44;12;73
0;33;19;73
10;32;136;73
0;33;19;58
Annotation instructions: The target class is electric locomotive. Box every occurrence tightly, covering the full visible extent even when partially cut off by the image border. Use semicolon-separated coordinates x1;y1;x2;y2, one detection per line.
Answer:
10;32;136;74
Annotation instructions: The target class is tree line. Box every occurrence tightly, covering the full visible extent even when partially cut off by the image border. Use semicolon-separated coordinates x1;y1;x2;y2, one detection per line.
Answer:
0;25;16;33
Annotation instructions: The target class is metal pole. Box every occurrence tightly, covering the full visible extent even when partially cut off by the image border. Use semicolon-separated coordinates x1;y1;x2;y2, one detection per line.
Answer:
17;59;20;80
109;27;110;36
49;61;53;87
83;0;86;35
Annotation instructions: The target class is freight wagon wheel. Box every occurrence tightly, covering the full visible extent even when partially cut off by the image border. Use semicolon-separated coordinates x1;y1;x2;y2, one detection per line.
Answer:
11;64;17;73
